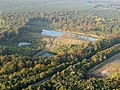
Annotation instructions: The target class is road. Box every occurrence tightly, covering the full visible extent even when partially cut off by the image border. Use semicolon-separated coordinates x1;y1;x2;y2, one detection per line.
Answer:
33;76;52;86
87;52;120;78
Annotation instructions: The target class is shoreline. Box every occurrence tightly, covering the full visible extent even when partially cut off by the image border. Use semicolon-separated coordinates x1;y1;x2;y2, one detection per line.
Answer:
59;29;101;39
42;28;101;39
42;28;103;39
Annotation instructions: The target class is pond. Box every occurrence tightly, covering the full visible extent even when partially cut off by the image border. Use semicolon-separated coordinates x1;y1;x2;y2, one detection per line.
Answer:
18;42;31;46
41;29;97;41
41;29;63;37
42;52;55;57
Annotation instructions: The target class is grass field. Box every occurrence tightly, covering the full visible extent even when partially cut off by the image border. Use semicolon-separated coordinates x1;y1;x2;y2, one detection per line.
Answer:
89;52;120;78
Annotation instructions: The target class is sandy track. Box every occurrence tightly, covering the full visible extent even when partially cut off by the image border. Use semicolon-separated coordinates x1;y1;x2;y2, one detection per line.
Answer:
88;52;120;78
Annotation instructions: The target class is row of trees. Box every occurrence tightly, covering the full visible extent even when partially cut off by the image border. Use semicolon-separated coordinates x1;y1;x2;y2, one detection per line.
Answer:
0;35;120;89
1;10;120;42
25;43;120;90
48;11;120;37
0;45;40;56
0;10;120;57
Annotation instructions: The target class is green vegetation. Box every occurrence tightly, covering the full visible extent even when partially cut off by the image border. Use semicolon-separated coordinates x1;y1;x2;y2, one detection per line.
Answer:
24;41;120;90
0;0;120;90
0;35;120;89
89;52;120;78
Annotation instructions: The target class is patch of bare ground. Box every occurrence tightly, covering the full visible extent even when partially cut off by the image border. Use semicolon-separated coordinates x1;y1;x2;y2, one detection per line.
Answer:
52;34;87;46
88;52;120;78
42;34;89;51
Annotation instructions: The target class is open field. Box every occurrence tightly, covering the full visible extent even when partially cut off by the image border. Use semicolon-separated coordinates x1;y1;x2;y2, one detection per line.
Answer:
89;52;120;78
52;35;86;46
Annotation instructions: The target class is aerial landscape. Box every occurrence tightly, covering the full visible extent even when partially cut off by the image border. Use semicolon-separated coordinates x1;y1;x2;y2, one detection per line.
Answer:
0;0;120;89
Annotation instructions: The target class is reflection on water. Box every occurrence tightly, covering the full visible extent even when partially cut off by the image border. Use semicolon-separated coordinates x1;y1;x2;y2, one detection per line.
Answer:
41;29;97;41
18;42;31;46
41;29;63;37
42;52;55;57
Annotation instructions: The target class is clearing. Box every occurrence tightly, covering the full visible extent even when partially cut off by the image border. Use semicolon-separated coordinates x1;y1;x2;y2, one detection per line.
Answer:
88;52;120;78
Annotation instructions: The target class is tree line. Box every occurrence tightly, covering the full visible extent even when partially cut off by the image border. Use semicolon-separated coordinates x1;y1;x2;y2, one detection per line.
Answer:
0;35;120;90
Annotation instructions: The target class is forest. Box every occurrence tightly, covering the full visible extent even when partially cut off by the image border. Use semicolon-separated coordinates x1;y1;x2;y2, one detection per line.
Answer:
0;0;120;90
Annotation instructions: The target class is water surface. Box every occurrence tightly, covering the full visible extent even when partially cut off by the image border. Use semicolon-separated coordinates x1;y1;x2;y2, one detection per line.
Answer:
18;42;31;46
41;29;97;41
42;52;55;57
